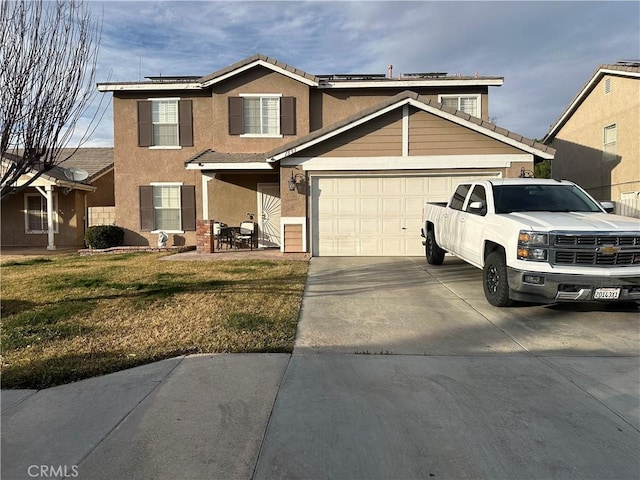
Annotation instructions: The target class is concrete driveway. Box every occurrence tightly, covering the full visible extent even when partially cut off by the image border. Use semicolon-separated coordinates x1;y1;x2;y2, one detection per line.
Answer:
2;257;639;479
255;257;640;479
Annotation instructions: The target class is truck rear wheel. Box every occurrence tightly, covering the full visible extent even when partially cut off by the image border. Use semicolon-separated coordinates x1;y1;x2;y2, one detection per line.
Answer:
483;250;514;307
426;229;446;265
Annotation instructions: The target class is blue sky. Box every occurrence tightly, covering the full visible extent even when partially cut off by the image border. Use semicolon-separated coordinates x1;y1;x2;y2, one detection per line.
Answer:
83;0;640;146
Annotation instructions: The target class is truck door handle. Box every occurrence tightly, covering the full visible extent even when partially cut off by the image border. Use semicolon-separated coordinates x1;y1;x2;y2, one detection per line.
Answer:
401;227;407;230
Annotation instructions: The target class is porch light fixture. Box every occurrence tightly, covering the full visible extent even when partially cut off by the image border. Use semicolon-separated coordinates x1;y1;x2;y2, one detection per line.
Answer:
288;172;304;191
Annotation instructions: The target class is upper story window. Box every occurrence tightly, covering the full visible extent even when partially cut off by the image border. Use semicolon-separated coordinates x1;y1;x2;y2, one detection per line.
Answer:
137;99;193;148
439;94;481;118
603;123;617;161
243;95;280;136
24;193;58;233
152;100;179;146
229;96;296;137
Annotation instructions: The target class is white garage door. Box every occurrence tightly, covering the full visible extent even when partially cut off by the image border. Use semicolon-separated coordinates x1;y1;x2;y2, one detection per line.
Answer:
311;174;499;256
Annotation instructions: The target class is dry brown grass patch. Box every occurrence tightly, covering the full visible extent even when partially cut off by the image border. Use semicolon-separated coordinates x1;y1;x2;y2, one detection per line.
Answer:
1;253;308;389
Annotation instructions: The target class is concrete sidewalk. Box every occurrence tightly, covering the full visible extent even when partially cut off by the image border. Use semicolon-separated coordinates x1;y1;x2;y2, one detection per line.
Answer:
2;257;639;479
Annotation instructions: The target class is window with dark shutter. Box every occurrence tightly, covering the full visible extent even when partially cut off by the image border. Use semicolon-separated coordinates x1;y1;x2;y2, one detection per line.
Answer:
229;97;244;135
139;185;154;231
138;101;153;147
180;185;196;231
179;100;193;146
280;97;296;135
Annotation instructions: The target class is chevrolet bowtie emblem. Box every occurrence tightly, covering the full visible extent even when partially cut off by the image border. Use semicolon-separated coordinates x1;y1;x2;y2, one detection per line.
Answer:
598;245;621;254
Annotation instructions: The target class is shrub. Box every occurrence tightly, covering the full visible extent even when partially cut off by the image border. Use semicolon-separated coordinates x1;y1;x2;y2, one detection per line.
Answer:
85;225;125;249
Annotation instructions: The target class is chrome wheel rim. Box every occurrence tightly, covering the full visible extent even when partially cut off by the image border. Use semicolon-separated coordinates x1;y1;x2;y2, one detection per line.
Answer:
486;265;499;294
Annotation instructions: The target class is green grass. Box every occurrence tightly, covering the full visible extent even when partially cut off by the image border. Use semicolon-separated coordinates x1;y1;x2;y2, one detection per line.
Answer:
0;252;308;389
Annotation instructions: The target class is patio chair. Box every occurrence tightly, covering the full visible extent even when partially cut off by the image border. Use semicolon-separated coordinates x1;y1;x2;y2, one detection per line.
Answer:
234;221;257;250
213;222;232;250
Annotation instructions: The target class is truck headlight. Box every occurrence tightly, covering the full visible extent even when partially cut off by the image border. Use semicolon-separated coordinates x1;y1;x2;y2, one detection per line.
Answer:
518;231;549;261
518;231;548;245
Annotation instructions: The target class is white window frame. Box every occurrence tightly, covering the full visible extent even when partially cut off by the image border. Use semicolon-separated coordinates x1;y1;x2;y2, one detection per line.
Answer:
24;193;59;234
149;97;181;149
239;93;283;138
603;123;617;161
438;94;481;118
149;182;184;233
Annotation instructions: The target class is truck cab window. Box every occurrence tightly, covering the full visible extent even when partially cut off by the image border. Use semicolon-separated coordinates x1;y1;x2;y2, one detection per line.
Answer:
465;185;487;216
450;184;471;211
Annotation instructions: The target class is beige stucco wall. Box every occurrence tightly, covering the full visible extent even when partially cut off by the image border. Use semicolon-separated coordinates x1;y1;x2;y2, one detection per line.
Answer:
313;86;490;132
1;188;86;247
206;172;279;226
86;171;115;207
112;93;206;246
551;75;640;201
211;67;311;151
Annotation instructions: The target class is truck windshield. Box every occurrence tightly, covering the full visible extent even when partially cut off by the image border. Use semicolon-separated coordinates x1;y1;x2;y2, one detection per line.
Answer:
492;184;603;214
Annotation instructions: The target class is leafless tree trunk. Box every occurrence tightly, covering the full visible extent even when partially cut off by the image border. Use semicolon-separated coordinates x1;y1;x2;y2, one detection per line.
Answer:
0;0;103;200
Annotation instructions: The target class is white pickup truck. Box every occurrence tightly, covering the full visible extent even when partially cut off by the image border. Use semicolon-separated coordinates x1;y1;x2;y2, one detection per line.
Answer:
422;178;640;307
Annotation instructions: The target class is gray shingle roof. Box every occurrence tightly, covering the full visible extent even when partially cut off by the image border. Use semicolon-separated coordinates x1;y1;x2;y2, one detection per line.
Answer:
198;53;320;85
3;148;113;185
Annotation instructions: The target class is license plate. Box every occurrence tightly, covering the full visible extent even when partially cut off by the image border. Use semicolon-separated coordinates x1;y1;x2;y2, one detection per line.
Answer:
593;288;621;300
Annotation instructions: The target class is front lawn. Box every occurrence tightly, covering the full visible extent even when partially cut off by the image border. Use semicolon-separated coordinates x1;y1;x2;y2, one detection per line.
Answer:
0;253;308;389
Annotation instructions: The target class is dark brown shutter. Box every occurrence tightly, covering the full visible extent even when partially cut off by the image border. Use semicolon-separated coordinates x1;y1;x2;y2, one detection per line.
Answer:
139;185;154;231
178;100;193;147
280;97;296;135
137;101;153;147
228;97;243;135
180;185;196;231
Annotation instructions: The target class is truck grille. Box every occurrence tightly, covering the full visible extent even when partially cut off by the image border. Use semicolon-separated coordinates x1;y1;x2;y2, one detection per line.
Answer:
551;233;640;266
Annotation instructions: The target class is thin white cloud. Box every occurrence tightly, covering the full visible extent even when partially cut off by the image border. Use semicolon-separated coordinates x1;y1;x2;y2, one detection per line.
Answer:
74;0;639;146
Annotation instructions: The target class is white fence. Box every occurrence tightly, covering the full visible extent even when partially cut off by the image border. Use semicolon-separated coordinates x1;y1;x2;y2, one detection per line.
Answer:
615;192;640;219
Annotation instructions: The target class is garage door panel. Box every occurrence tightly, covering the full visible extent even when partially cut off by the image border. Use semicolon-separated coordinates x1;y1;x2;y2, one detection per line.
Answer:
381;197;402;214
361;198;381;214
360;218;380;234
312;174;499;256
337;198;358;214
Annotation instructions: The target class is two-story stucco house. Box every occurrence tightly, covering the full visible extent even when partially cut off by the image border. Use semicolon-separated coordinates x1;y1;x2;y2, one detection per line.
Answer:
97;54;554;256
543;62;640;216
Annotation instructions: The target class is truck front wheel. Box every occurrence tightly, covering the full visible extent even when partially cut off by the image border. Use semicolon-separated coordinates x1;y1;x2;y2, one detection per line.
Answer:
483;251;514;307
426;229;446;265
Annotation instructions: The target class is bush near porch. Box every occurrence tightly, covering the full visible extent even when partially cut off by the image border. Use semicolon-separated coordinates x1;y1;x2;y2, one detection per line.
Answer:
0;252;308;389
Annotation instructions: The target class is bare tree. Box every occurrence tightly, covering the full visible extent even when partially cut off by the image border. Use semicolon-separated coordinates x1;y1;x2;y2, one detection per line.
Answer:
0;0;103;200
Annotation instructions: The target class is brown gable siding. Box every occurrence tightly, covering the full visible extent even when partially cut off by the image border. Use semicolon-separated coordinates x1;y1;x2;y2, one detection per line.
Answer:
300;109;403;158
409;108;521;156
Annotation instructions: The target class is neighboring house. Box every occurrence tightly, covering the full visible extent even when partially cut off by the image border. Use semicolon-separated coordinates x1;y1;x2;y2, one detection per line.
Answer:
97;53;554;256
543;61;640;216
1;148;114;250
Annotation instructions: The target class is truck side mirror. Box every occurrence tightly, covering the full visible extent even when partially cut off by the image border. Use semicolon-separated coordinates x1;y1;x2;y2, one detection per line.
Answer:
469;201;487;216
600;201;615;213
